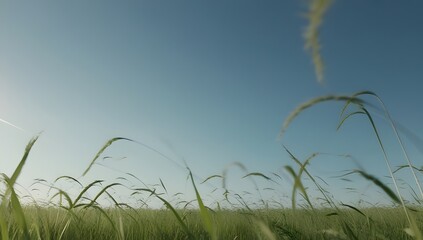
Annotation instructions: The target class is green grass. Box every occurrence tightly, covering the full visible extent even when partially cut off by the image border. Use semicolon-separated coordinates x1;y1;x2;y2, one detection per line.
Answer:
4;1;421;239
0;91;422;239
1;206;421;239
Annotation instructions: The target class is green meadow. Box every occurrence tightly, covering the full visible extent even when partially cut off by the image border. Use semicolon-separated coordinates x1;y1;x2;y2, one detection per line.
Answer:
3;207;420;239
1;91;423;240
2;1;423;239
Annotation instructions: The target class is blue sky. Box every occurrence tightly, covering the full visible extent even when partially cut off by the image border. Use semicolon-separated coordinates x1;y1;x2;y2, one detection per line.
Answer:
1;0;422;207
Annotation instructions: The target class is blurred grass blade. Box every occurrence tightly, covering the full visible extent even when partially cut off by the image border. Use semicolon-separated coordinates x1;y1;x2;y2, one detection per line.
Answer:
303;0;334;83
342;222;358;240
326;212;338;217
255;219;277;240
284;147;331;208
83;137;134;176
9;186;30;239
189;170;217;240
407;213;423;240
0;136;38;240
58;219;71;240
222;162;248;189
10;136;39;187
393;165;421;174
340;203;366;218
0;209;8;240
357;91;423;201
358;107;411;223
242;172;272;181
284;166;313;209
201;175;222;184
354;170;400;204
55;176;83;188
159;178;167;194
118;213;125;240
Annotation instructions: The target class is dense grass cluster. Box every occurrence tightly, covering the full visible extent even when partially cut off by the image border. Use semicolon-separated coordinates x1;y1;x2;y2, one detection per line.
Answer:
1;91;422;239
3;207;421;239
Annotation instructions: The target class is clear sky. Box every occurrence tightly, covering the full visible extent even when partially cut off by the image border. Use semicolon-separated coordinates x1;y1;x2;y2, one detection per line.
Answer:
1;0;422;207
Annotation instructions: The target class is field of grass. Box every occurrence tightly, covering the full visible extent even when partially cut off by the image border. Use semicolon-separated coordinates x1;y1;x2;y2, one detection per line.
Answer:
0;0;420;239
1;91;422;239
3;207;420;239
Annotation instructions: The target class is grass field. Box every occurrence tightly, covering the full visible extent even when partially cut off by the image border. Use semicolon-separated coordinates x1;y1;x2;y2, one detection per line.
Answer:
1;91;422;239
3;207;419;239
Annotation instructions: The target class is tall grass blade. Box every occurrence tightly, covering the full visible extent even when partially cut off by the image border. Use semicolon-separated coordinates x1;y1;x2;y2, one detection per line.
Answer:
188;170;217;240
255;219;277;240
284;166;313;209
353;170;400;204
118;212;125;240
9;136;39;187
284;147;336;208
85;183;122;207
50;189;73;209
356;107;411;223
83;137;134;176
0;136;38;240
356;91;423;200
280;95;363;138
9;186;30;239
58;219;71;240
72;180;104;208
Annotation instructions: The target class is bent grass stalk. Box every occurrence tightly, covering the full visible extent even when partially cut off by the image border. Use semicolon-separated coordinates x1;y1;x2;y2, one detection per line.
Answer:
280;94;364;139
283;147;337;209
188;170;217;240
281;91;423;238
354;91;423;201
341;105;410;220
0;135;39;240
341;95;423;239
221;162;268;208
